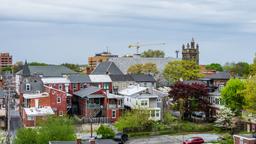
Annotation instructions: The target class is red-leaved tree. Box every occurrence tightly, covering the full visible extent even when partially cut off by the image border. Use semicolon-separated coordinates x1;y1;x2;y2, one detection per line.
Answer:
169;82;210;120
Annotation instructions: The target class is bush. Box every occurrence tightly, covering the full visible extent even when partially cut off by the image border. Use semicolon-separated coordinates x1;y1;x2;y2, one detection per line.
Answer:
96;125;115;139
163;112;177;124
14;128;38;144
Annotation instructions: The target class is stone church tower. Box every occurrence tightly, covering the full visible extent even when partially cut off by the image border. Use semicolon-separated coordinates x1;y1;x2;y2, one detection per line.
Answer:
182;38;199;65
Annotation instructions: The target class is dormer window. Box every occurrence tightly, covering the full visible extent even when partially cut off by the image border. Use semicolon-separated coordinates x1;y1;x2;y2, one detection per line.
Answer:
59;84;63;91
26;84;31;91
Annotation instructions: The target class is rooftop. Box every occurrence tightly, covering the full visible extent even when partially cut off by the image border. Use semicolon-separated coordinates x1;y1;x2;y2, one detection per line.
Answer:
74;86;102;98
42;77;71;84
89;75;112;83
24;106;54;116
68;74;91;83
119;85;147;96
91;61;124;75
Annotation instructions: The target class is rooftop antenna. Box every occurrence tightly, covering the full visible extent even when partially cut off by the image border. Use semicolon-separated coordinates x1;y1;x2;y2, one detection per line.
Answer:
175;50;179;59
106;46;109;53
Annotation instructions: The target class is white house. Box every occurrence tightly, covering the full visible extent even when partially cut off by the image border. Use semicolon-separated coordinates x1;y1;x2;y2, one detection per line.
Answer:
119;85;161;121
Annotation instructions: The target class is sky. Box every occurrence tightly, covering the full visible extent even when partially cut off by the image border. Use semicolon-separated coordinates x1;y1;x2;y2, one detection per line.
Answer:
0;0;255;65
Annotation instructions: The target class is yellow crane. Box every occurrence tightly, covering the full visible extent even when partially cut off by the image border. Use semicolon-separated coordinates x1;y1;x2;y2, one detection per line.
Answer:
128;42;166;54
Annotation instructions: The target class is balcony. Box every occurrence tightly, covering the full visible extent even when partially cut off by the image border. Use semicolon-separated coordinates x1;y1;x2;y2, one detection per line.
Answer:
87;103;102;109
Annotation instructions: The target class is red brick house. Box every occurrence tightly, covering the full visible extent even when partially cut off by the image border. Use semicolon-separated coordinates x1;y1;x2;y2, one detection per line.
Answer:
73;86;123;122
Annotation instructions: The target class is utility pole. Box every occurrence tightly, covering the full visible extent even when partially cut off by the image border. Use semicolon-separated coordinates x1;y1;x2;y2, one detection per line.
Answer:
6;88;10;144
175;50;179;59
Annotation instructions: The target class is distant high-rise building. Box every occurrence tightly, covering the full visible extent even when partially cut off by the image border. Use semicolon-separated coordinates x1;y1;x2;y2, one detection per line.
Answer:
0;52;12;69
86;51;118;74
182;38;199;65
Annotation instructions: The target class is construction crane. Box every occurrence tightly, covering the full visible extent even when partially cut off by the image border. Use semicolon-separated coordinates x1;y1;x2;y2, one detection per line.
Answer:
128;42;166;54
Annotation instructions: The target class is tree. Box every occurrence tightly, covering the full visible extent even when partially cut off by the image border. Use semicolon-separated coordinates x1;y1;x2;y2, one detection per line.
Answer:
169;82;209;120
141;49;165;58
29;62;48;66
96;125;115;139
127;63;158;75
115;110;153;131
250;54;256;76
223;62;250;77
36;116;76;143
62;63;82;72
13;61;24;73
221;79;245;115
243;76;256;114
14;128;38;144
14;116;76;144
205;63;223;72
163;60;202;83
127;64;143;74
0;66;12;73
215;107;235;130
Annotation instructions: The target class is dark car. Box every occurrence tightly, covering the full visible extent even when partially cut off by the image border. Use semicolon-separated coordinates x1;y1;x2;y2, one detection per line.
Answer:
183;137;204;144
113;133;128;144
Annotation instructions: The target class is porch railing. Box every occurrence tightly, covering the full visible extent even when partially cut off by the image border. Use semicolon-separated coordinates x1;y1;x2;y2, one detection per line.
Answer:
80;117;111;124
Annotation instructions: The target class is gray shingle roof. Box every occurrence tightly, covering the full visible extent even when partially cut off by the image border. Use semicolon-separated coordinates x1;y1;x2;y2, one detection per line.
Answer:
204;72;231;80
20;77;44;94
74;86;101;98
109;74;134;81
108;57;177;74
17;65;77;77
91;61;123;75
68;74;91;83
130;74;156;82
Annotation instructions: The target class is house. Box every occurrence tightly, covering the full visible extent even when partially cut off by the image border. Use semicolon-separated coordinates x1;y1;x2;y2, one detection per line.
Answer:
199;71;231;118
16;62;77;94
119;85;161;121
129;74;156;88
89;75;112;93
109;74;135;94
73;86;124;122
91;61;123;75
233;134;256;144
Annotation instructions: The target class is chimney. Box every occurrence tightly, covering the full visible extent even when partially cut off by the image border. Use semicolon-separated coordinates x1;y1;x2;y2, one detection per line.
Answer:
89;138;96;144
76;138;82;144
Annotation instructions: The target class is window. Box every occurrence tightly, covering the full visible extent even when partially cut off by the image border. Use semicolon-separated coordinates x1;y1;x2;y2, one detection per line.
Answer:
156;110;160;117
57;97;61;103
112;110;116;118
59;111;63;116
73;84;77;91
103;83;109;90
141;100;148;106
26;83;31;91
59;84;63;90
27;116;34;121
151;110;155;117
98;84;101;88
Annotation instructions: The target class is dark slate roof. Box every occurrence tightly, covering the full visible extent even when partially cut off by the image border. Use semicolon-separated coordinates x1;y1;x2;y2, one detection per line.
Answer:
17;65;77;77
130;74;156;82
20;76;44;94
204;72;231;80
74;86;101;98
91;61;124;75
49;139;118;144
68;74;91;83
109;74;134;82
182;80;207;85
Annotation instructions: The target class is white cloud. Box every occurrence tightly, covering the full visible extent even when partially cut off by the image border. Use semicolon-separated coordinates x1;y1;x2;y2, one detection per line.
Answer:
0;0;255;31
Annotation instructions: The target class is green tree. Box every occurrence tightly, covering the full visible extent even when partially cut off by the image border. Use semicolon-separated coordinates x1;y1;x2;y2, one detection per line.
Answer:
221;79;245;115
14;128;38;144
96;125;115;139
36;116;76;143
127;63;158;75
13;61;24;73
223;62;250;77
250;54;256;76
0;66;12;73
29;62;48;66
115;110;152;131
163;60;202;83
205;63;223;72
62;63;82;72
243;76;256;114
141;49;165;58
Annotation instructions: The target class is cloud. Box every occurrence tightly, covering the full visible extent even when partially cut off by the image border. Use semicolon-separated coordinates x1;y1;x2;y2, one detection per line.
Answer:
0;0;255;33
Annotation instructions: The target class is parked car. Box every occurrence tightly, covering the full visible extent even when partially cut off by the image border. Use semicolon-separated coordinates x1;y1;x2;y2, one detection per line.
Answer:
113;132;128;144
183;137;204;144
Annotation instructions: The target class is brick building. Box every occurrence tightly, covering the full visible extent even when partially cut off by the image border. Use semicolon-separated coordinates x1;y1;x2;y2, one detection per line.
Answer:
0;53;12;69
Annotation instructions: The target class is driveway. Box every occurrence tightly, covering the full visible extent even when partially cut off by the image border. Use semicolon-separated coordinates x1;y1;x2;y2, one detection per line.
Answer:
127;133;220;144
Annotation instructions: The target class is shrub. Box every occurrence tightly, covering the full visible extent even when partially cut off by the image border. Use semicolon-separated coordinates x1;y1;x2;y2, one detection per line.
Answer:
163;112;177;124
96;125;115;139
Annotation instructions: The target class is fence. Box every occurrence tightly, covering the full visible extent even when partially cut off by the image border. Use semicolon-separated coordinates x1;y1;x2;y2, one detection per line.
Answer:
75;116;111;124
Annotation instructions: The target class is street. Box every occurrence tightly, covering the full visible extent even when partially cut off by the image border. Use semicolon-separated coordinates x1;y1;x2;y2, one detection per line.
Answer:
127;133;220;144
